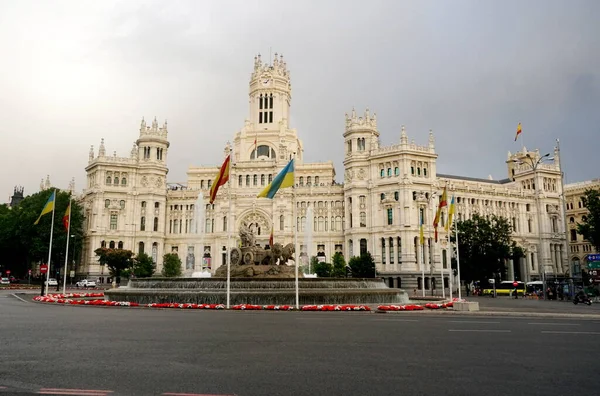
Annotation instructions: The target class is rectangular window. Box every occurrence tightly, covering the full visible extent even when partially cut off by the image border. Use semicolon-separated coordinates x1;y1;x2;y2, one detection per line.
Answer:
387;208;393;225
389;238;394;264
269;111;273;123
259;112;263;123
110;213;118;230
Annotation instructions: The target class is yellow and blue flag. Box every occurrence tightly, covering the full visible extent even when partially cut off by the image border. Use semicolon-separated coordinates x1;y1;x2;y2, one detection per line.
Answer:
34;190;56;225
257;159;295;199
445;195;455;232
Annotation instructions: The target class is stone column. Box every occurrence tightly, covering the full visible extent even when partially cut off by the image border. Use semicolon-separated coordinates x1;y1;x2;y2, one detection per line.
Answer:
508;259;515;281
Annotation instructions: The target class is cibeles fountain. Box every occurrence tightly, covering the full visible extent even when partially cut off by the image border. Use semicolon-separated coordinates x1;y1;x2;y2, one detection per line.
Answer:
106;209;408;306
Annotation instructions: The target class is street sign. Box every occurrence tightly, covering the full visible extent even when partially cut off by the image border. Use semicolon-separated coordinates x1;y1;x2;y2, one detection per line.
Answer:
40;264;48;274
587;254;600;262
589;262;600;270
6;270;10;275
513;281;518;287
70;270;75;278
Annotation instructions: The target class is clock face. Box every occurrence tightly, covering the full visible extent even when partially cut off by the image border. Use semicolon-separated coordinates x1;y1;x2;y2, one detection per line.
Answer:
262;78;270;85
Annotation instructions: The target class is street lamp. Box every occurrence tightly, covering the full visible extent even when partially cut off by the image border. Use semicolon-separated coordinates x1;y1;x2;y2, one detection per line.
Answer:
514;152;552;298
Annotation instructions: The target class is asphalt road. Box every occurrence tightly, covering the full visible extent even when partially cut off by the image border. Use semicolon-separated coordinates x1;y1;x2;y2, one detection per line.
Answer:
1;293;599;396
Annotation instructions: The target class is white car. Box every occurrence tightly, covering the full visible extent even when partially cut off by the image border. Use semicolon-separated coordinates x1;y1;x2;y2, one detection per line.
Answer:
76;279;97;288
44;278;58;286
0;277;9;285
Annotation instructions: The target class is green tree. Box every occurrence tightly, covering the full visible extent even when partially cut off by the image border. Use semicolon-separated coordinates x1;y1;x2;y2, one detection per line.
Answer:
577;188;600;252
348;252;376;278
133;253;156;278
450;214;515;284
331;252;347;278
94;248;134;280
312;256;333;277
0;189;84;278
162;253;182;277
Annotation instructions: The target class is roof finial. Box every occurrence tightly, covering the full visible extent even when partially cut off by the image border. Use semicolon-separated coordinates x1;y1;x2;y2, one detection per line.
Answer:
99;138;106;156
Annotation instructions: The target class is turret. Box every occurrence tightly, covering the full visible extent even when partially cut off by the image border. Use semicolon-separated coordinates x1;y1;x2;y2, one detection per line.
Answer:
343;107;379;158
136;116;170;165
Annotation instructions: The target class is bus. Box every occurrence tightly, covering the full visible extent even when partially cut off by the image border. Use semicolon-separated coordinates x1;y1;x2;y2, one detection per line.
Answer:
482;281;525;296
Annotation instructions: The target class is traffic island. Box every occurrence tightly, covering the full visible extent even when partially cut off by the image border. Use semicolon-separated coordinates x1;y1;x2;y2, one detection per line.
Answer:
452;301;480;311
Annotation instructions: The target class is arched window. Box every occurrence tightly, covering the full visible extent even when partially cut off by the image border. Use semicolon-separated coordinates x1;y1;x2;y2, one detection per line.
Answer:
246;175;250;186
394;191;399;201
101;240;106;248
114;177;119;185
120;200;125;209
238;175;243;186
251;145;276;160
141;201;146;208
223;216;227;232
307;176;312;186
387;168;392;177
154;217;159;232
360;212;366;227
569;217;575;223
138;242;144;255
268;174;273;183
140;216;146;231
261;174;265;186
280;215;284;231
389;237;394;264
118;241;123;249
315;176;319;185
380;193;385;201
299;176;304;186
105;199;110;208
253;175;258;186
121;178;127;186
109;241;115;249
380;169;385;178
394;167;399;176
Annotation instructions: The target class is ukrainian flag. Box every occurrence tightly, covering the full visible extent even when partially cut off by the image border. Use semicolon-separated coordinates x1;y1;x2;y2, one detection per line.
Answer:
257;159;295;199
34;190;56;225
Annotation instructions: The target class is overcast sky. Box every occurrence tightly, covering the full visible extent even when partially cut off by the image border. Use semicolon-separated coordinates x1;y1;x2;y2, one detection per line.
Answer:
1;0;599;202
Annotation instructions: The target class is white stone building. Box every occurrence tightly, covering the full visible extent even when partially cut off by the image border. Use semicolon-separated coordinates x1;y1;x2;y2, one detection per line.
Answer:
80;54;569;290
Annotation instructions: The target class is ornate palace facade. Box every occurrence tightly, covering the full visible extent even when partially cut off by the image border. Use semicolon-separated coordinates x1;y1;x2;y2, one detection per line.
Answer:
80;54;570;290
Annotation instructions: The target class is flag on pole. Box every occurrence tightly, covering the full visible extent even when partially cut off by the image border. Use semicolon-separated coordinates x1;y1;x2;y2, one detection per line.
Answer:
269;225;274;247
254;133;258;152
445;195;455;232
63;201;71;230
34;190;56;225
419;210;425;245
209;154;231;204
433;186;448;242
514;122;522;142
257;159;295;199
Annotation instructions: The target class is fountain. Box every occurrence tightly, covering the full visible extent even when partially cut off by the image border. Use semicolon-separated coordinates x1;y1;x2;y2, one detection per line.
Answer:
105;226;409;305
304;206;314;276
190;191;210;278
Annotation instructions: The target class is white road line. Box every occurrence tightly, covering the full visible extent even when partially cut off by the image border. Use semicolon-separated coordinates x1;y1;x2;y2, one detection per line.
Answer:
10;293;31;303
528;322;580;326
448;320;500;324
372;319;419;322
541;331;600;335
448;329;511;333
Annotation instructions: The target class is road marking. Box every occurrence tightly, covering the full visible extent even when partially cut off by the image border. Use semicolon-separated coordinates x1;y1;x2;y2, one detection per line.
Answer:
448;320;500;324
38;388;113;395
528;322;580;326
448;329;511;333
541;331;600;335
10;293;32;303
372;318;419;322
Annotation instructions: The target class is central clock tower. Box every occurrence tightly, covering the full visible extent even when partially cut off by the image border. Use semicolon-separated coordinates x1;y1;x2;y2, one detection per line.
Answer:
248;53;292;129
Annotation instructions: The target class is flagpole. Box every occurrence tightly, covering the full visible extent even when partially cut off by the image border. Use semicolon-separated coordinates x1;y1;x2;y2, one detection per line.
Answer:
226;148;233;309
420;209;425;298
455;223;462;299
44;190;56;296
448;199;453;301
293;154;299;309
62;197;72;294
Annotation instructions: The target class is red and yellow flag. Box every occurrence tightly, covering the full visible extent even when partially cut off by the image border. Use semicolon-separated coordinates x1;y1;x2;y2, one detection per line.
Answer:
514;122;522;142
433;187;448;242
209;154;231;204
269;226;274;247
63;201;71;230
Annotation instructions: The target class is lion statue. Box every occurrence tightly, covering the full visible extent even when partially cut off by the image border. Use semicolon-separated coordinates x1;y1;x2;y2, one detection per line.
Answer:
280;243;295;264
270;243;284;265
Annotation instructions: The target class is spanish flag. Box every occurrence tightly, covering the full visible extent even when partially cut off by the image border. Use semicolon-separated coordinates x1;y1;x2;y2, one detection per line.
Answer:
257;159;295;199
63;201;71;231
433;186;448;241
269;225;274;247
209;154;231;204
34;190;56;225
514;122;522;142
419;210;425;245
445;195;455;232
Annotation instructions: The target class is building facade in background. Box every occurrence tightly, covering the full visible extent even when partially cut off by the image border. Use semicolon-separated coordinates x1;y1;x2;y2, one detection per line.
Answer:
80;54;572;290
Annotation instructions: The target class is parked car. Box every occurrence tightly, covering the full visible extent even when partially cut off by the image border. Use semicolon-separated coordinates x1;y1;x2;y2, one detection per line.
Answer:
44;278;58;286
0;277;10;285
76;279;97;288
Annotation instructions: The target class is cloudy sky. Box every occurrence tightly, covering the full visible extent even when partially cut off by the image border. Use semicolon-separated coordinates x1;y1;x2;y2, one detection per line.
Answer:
1;0;598;201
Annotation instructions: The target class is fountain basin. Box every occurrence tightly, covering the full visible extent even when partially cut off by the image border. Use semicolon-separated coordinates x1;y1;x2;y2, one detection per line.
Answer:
105;277;409;306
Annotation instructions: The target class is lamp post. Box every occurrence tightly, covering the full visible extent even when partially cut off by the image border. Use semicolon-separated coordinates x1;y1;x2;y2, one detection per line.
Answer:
514;152;552;299
556;139;572;295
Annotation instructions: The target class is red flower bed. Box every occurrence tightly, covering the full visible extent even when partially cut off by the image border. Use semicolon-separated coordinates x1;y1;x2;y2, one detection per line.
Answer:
300;304;371;311
377;304;425;311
